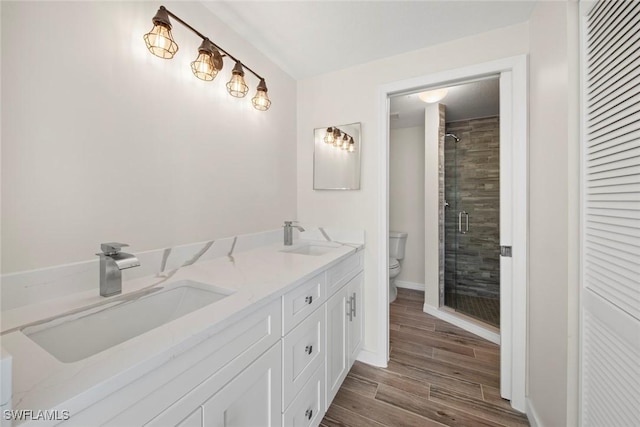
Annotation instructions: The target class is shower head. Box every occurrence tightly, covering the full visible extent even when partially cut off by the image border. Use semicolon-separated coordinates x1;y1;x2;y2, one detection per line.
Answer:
445;133;460;142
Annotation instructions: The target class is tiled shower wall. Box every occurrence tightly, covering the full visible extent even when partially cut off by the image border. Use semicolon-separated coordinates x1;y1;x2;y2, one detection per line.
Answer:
444;117;500;299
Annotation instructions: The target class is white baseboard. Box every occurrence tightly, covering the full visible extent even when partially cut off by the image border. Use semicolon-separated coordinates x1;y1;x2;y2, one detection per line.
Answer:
395;280;425;291
526;398;542;427
422;304;501;345
355;348;387;368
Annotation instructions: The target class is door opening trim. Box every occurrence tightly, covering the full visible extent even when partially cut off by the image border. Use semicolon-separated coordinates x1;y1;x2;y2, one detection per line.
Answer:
377;55;528;412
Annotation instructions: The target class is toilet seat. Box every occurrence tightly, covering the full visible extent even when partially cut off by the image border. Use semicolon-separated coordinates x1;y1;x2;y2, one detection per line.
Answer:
389;258;400;303
389;258;401;279
388;231;407;305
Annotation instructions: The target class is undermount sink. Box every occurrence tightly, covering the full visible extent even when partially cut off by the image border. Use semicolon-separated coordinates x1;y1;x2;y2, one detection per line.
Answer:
281;242;342;256
23;280;235;363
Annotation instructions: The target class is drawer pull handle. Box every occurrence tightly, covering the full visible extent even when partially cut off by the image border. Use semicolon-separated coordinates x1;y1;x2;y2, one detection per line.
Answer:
346;298;353;321
305;409;313;420
351;293;356;317
305;345;313;355
305;295;313;304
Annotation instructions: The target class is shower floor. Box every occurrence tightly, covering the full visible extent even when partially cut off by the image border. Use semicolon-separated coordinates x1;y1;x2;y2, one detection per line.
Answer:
445;293;500;328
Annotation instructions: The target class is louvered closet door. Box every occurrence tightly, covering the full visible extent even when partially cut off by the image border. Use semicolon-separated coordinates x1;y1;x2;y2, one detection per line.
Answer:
582;1;640;426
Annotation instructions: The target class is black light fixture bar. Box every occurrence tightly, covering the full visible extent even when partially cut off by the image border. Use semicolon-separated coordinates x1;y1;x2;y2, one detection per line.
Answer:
159;5;264;82
144;5;271;109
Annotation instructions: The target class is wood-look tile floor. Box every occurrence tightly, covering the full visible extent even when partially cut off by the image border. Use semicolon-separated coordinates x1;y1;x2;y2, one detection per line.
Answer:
321;288;529;427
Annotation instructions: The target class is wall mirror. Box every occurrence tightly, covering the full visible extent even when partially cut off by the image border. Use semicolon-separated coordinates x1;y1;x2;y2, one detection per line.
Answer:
313;122;361;190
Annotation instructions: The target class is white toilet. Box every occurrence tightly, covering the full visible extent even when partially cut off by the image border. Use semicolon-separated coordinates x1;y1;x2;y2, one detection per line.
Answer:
389;231;408;303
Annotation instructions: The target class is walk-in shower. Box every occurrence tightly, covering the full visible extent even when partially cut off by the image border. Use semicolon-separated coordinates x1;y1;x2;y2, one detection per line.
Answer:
443;120;501;328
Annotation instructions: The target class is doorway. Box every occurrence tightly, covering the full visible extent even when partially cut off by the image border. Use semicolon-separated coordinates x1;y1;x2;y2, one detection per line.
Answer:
378;55;528;411
389;77;502;329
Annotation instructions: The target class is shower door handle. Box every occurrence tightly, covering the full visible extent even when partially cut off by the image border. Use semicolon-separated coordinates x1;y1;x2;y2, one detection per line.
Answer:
459;211;468;234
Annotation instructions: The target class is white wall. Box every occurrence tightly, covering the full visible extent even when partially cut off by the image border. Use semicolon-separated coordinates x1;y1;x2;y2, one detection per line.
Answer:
389;125;425;285
297;23;529;360
527;1;580;426
424;105;441;307
1;1;297;273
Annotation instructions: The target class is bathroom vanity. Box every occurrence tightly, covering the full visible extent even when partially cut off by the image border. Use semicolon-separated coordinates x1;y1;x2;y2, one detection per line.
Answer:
0;231;364;427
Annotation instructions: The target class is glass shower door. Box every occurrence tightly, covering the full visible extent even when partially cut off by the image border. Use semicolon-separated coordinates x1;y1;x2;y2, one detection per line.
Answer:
444;119;501;328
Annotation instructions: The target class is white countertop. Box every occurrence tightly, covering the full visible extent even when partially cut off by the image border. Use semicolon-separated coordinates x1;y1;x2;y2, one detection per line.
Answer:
0;239;362;422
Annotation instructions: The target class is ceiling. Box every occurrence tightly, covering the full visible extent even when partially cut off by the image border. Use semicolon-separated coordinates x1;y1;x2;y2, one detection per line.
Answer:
389;77;500;129
202;1;536;80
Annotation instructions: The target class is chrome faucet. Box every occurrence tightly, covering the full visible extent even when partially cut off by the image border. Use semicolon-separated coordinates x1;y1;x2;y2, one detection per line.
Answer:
96;243;140;297
283;221;305;246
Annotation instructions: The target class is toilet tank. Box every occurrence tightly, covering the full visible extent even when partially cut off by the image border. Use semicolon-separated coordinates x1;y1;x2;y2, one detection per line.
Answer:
389;231;408;260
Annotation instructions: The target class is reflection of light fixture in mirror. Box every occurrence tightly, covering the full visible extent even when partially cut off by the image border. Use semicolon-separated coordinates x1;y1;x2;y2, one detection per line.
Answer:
190;38;222;81
333;129;342;147
341;134;349;150
324;127;335;144
322;126;357;153
348;136;355;153
252;79;271;111
418;88;449;103
144;6;270;111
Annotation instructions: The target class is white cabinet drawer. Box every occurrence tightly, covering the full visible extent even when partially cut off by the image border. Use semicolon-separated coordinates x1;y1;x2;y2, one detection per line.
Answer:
283;364;325;427
282;271;326;334
327;251;363;296
282;307;325;410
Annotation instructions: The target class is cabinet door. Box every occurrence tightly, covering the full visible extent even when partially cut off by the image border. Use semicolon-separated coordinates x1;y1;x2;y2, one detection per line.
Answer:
325;287;348;408
346;272;364;367
112;301;281;427
201;343;282;427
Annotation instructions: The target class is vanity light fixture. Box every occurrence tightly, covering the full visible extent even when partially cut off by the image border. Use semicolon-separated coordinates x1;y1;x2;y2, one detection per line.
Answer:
226;61;249;98
252;79;271;111
144;5;271;111
143;7;178;59
323;126;356;153
190;38;222;81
